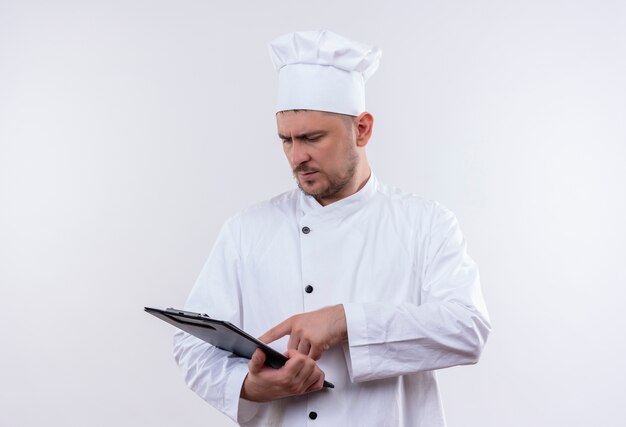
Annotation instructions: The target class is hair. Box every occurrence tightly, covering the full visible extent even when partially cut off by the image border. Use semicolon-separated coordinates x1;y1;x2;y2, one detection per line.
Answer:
277;109;356;133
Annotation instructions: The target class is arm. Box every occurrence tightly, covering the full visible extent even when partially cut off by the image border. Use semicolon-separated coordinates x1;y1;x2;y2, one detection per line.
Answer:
173;217;328;421
342;205;491;382
260;205;491;383
173;332;257;422
172;217;260;424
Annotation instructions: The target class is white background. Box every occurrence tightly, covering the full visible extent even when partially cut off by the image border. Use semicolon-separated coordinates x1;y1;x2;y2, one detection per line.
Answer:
1;1;625;426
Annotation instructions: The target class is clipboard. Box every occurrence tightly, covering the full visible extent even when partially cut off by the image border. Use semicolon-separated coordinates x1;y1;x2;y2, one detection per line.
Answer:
145;307;334;388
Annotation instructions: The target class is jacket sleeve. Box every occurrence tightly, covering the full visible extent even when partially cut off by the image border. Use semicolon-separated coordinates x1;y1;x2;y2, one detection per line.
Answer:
342;204;491;382
172;217;261;423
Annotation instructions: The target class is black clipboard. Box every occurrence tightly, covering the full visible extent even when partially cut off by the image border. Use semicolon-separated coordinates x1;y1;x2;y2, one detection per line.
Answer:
145;307;334;388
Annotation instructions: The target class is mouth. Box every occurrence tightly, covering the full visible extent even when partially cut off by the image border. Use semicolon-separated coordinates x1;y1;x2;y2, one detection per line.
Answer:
297;171;318;180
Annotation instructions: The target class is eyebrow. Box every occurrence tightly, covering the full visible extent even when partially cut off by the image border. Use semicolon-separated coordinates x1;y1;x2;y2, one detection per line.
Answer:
278;131;327;140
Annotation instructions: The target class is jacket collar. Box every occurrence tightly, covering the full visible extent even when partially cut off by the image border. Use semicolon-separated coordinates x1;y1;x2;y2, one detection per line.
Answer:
299;171;379;218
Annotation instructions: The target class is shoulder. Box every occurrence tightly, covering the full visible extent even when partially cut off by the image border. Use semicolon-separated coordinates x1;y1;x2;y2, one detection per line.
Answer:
373;180;453;224
373;180;462;253
239;188;299;220
217;189;300;260
222;188;300;233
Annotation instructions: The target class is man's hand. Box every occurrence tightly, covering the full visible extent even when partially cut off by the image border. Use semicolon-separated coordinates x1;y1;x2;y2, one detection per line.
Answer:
258;305;347;360
240;349;326;402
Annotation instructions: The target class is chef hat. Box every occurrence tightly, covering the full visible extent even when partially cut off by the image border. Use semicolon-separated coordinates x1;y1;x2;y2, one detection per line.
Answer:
269;30;382;116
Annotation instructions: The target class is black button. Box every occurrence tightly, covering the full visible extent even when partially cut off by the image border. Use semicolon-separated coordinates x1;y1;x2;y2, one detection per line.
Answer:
305;285;314;294
302;226;310;234
309;411;317;420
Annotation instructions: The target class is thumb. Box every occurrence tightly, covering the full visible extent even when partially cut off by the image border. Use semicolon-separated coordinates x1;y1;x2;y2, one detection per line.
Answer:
248;348;266;374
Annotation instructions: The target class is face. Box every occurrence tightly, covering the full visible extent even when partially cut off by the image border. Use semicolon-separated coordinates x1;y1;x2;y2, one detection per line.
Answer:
277;110;359;205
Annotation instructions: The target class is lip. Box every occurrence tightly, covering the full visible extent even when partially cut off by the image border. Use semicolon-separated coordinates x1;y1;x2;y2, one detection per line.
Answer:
298;171;318;179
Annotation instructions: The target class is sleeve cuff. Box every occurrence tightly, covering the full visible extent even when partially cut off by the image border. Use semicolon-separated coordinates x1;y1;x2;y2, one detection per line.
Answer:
223;359;262;424
342;302;372;382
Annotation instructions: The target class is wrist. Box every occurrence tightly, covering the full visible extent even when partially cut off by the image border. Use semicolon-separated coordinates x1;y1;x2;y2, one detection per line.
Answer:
335;304;348;342
240;374;251;400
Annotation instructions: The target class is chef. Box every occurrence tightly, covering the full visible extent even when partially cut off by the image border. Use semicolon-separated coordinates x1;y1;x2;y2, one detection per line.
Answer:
173;30;491;426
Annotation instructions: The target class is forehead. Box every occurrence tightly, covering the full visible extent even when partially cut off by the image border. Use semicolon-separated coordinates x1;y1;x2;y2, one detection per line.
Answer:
276;110;344;134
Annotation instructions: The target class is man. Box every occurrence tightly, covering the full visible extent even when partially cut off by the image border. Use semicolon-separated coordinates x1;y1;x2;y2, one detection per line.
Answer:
174;30;491;426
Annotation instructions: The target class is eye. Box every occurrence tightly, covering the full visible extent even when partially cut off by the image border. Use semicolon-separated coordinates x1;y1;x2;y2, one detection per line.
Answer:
304;135;321;142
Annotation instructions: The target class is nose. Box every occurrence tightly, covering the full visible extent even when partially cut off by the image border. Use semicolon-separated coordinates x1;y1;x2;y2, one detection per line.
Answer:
289;140;311;167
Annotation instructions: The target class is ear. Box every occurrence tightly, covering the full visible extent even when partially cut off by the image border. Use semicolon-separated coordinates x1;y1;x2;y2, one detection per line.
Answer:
354;112;374;148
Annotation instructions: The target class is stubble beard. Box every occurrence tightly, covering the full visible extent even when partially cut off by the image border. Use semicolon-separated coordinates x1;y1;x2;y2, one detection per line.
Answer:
294;146;359;201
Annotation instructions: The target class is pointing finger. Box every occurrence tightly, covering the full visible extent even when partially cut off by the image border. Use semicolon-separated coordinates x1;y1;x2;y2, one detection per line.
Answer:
258;318;293;344
287;331;299;350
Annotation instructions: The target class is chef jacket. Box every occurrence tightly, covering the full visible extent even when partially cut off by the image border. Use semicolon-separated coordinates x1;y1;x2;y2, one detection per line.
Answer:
173;173;491;426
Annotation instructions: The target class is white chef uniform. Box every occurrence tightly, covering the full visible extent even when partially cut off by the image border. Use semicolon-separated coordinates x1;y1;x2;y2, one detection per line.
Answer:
173;173;491;426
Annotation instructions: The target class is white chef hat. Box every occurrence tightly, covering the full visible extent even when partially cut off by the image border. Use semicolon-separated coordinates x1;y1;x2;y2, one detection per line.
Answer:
269;30;382;116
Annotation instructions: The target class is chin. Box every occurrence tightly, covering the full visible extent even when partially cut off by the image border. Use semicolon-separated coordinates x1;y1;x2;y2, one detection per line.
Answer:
299;180;324;197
